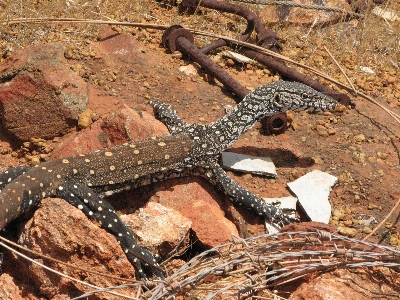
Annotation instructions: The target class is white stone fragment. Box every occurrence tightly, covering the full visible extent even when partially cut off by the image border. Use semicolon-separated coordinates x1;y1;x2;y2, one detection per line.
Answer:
354;214;378;227
287;170;337;224
120;202;192;250
222;152;277;177
372;7;399;22
263;196;297;234
221;50;261;66
360;66;375;74
178;64;198;76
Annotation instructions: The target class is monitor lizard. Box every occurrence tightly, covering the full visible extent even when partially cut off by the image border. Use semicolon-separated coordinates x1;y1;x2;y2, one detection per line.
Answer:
0;81;339;278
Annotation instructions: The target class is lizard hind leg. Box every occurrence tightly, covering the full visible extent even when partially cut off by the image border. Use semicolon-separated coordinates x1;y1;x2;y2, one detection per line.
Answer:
55;181;164;279
198;162;298;227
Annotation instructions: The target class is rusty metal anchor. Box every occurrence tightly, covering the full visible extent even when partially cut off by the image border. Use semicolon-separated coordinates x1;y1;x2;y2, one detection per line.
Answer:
162;25;287;134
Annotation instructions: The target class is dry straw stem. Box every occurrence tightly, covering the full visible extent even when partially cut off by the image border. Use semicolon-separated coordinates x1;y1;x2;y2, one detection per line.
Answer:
362;198;400;242
323;45;357;94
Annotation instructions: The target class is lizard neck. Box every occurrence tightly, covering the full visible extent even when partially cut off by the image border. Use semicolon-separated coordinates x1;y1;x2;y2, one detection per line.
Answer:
209;88;276;152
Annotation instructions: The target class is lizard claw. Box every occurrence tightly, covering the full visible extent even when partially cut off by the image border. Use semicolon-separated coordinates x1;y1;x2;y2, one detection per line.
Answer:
126;246;165;279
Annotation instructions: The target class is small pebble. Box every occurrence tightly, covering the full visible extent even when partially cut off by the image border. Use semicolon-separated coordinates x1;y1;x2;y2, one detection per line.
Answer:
330;219;339;226
226;58;235;67
389;235;399;246
30;156;41;166
385;222;393;229
368;203;382;210
376;152;389;160
354;134;365;143
339;226;357;237
343;220;353;226
172;51;182;59
316;125;329;137
78;108;93;129
328;128;336;135
362;226;372;234
242;174;253;182
333;208;344;218
335;104;346;112
312;156;324;164
386;75;396;84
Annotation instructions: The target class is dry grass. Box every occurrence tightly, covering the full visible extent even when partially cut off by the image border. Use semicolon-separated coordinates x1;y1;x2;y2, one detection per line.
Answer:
0;0;399;99
0;0;398;61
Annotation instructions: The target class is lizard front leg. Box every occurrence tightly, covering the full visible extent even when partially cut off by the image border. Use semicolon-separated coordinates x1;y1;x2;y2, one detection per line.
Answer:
149;100;189;134
198;162;298;226
55;181;164;279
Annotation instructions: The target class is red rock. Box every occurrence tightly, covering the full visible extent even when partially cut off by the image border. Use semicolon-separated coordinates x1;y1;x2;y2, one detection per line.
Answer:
289;268;399;300
11;198;137;299
149;177;239;248
100;105;168;143
51;104;169;158
0;274;24;300
96;26;149;65
0;43;88;142
120;202;192;256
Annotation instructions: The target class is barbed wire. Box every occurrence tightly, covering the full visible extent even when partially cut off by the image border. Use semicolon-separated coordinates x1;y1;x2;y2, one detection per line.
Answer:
5;228;398;299
228;0;365;18
70;230;400;299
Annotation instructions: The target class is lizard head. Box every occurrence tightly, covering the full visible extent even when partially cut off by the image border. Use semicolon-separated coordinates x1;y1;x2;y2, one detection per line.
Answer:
253;81;339;115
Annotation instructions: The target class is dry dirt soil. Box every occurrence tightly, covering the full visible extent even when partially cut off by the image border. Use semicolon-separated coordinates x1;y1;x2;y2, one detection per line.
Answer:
0;0;399;298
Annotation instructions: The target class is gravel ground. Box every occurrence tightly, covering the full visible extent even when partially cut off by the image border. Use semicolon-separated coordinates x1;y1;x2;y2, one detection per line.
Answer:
0;0;399;297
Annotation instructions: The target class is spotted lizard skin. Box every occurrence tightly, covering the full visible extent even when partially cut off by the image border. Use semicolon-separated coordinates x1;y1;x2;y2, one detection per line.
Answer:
0;81;338;278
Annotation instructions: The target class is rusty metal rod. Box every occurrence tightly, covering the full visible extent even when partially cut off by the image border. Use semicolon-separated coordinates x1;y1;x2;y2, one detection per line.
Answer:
175;36;250;98
163;26;289;134
181;0;281;52
175;37;288;134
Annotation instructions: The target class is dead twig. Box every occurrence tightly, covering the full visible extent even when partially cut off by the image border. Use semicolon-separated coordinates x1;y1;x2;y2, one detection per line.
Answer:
323;45;357;95
362;198;400;242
